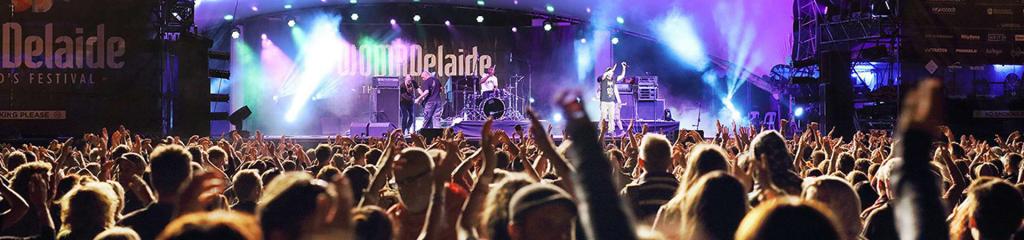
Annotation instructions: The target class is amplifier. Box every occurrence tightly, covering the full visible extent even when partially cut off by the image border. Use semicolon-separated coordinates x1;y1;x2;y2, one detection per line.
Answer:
636;76;659;101
372;76;401;89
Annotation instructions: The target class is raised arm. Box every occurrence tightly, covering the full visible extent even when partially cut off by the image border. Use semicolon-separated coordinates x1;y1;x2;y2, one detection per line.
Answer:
361;129;402;206
0;180;28;231
457;119;497;238
556;90;638;240
891;78;949;240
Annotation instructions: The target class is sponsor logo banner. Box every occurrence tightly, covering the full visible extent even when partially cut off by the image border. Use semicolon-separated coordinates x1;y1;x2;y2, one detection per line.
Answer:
974;111;1024;118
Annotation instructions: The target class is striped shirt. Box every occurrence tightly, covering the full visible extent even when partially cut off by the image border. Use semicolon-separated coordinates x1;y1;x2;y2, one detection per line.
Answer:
620;171;680;220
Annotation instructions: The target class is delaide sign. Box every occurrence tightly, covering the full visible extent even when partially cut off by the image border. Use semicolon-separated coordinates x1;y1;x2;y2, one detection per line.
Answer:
0;0;163;135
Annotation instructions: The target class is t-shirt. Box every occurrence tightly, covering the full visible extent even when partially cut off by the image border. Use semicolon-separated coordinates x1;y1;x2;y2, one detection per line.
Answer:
600;76;618;103
118;202;175;240
422;77;443;103
481;75;498;93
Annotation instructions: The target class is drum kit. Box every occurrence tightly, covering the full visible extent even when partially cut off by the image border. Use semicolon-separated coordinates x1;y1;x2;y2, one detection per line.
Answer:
455;74;527;121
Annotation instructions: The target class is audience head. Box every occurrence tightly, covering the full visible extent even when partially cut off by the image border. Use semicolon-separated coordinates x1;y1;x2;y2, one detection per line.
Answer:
679;144;729;190
232;169;263;202
639;134;672;172
60;182;119;236
679;171;747;240
157;211;262;240
314;144;333;166
342;165;371;202
507;183;577;240
802;176;861;240
5;151;27;170
734;197;841;240
257;172;336;240
208;146;228;167
750;131;801;193
353;206;394;240
482;173;536;240
95;227;142;240
393;148;434;212
966;179;1024;240
149;145;194;198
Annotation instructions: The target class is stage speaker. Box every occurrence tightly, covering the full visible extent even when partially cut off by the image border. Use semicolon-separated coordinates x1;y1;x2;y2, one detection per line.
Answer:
170;34;212;136
368;122;397;138
372;87;401;129
419;128;444;143
821;50;855;138
229;106;251;128
620;93;637;120
350;122;369;137
637;100;665;120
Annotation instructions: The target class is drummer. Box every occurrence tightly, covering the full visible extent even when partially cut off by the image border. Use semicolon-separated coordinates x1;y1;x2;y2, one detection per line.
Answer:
479;65;498;99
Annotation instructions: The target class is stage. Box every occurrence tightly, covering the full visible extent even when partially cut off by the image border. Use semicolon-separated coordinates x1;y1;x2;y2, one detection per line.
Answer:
259;119;683;147
450;120;682;139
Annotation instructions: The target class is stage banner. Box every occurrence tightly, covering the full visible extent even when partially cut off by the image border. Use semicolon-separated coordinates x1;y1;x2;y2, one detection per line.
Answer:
0;0;163;137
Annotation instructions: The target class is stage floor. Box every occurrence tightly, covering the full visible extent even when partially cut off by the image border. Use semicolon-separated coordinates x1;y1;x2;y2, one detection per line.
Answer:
263;119;682;145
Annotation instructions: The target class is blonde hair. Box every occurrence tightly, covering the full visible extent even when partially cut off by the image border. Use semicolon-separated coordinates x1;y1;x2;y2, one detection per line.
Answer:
60;182;118;234
802;176;861;240
735;197;841;240
157;210;262;240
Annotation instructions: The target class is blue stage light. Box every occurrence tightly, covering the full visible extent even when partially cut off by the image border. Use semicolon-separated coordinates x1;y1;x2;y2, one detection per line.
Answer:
794;107;805;117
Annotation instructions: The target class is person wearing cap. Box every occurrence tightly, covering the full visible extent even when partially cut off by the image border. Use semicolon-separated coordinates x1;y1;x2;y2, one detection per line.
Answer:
507;183;577;240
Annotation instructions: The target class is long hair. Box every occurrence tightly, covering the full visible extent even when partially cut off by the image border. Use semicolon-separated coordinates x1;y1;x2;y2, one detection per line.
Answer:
802;176;862;240
655;145;730;238
751;131;802;194
679;171;748;240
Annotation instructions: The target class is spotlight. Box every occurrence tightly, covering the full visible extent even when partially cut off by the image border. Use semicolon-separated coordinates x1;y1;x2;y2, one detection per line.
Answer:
511;27;518;32
223;14;234;21
230;27;241;39
413;14;421;22
349;0;356;3
616;16;625;24
794;106;805;117
251;6;258;11
580;38;587;44
390;19;397;25
350;13;359;21
586;7;591;13
444;20;451;26
543;23;552;31
285;16;296;27
552;113;563;123
529;97;535;103
476;16;484;23
611;37;619;45
476;0;484;5
284;4;292;9
260;33;267;40
546;4;554;12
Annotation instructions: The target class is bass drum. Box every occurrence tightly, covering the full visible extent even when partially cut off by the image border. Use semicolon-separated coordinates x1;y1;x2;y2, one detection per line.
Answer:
481;97;506;119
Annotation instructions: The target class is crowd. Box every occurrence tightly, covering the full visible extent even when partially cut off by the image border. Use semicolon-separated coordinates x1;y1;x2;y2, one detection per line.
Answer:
0;79;1022;240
